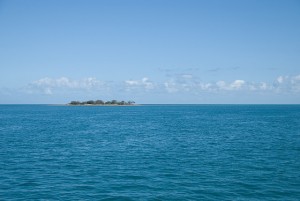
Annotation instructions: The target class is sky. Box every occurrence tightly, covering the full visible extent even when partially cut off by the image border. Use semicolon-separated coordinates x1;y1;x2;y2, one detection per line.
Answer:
0;0;300;104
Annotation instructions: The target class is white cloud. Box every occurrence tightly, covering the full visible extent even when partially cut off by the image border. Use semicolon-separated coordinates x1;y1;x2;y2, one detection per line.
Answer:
142;77;155;89
230;80;245;90
291;75;300;83
291;74;300;92
125;80;139;86
214;80;245;91
247;82;271;91
277;76;284;83
32;77;101;89
27;77;107;94
259;82;267;90
25;74;300;96
199;83;212;90
216;81;227;90
163;74;300;94
164;80;178;93
124;77;155;91
272;74;300;93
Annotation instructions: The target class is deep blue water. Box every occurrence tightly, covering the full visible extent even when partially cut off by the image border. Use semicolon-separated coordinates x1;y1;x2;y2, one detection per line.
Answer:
0;105;300;200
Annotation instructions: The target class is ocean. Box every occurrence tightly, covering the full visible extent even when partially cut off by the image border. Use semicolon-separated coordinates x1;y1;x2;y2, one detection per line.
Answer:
0;104;300;200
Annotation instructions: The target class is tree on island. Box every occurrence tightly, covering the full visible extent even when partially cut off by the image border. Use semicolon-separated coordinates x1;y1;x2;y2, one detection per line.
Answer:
86;100;95;104
105;101;111;105
128;101;135;105
70;101;81;105
95;100;104;104
111;100;117;104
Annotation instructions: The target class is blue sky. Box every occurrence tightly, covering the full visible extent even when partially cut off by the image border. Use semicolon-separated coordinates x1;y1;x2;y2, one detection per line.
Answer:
0;0;299;104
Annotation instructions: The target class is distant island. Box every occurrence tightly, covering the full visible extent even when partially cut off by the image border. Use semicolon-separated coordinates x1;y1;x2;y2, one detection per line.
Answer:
68;100;136;106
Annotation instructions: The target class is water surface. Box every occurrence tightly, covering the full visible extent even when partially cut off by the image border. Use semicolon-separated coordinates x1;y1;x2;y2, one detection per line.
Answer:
1;105;300;200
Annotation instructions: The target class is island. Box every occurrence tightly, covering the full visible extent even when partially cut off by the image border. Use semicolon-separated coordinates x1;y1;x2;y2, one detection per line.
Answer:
68;100;136;106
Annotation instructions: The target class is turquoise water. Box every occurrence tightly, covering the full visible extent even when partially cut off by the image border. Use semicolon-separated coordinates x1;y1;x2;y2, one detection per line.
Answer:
0;105;300;200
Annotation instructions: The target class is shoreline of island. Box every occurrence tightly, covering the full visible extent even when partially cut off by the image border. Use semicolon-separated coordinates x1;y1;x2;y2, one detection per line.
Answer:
66;104;139;106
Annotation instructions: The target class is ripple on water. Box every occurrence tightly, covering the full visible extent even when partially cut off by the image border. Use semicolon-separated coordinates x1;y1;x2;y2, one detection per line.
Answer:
0;105;300;200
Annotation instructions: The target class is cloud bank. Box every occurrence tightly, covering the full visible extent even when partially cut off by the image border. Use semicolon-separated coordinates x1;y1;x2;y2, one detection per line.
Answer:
26;74;300;95
163;74;300;94
26;77;108;95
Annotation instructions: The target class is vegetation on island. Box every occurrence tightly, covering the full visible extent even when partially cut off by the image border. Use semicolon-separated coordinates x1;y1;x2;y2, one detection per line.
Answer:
68;100;136;106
